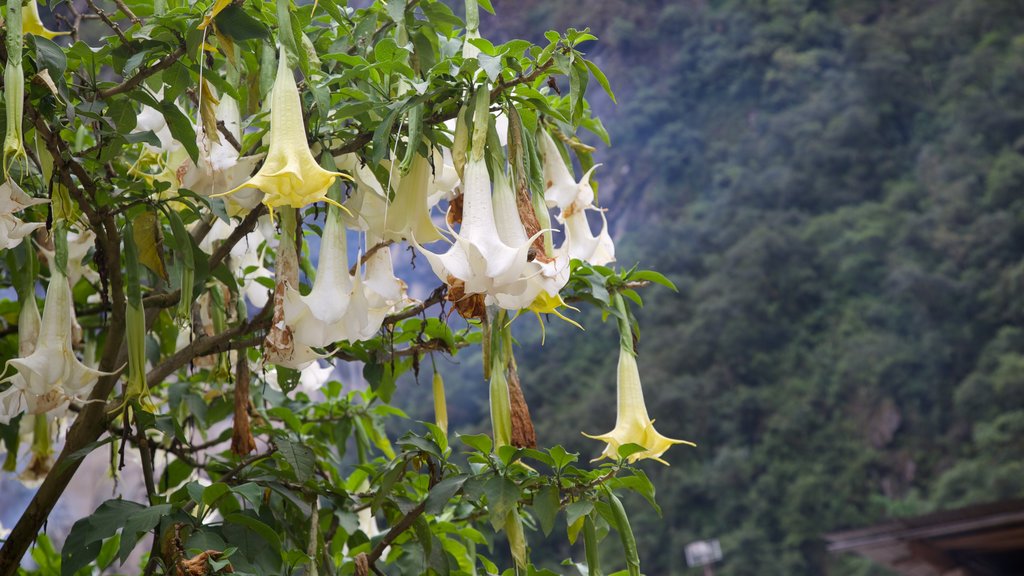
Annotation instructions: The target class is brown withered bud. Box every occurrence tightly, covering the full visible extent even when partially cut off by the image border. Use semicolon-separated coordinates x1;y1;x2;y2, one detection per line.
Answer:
231;354;256;456
507;362;537;448
446;276;486;320
446;192;464;227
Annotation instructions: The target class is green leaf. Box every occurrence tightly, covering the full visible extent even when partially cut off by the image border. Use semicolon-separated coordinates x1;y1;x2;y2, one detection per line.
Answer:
616;443;648;461
548;445;578;470
232;483;265;513
133;210;168;281
476;0;495;14
215;4;271;41
629;269;678;292
482;476;520;521
566;501;594;528
584;58;616;103
533;485;559;536
32;36;67;77
399;433;443;460
605;488;640;576
370;103;404;164
275;437;316;483
159;100;199;163
609;470;661;516
223;512;283;554
385;0;406;23
459;433;492;454
118;504;171;563
202;482;233;507
426;474;468;515
62;500;144;576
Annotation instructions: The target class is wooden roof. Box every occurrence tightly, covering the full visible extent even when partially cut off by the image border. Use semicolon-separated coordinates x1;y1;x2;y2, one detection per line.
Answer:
826;499;1024;575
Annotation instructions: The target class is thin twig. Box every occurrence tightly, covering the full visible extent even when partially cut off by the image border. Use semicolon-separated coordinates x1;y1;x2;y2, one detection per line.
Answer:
97;44;187;99
83;0;128;43
110;0;141;26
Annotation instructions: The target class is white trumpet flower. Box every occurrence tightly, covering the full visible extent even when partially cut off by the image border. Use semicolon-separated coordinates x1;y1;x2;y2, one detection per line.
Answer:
40;229;99;287
1;258;112;418
0;180;48;250
383;152;441;243
490;171;568;310
538;127;598;212
179;95;264;215
283;206;368;348
200;218;273;309
559;207;616;267
537;127;616;266
427;147;460;206
414;155;542;305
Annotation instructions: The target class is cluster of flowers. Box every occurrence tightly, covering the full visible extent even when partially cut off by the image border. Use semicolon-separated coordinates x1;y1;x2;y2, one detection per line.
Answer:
0;17;689;477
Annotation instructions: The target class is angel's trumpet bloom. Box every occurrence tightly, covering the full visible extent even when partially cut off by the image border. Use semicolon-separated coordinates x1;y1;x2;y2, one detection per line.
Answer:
489;170;568;311
414;156;540;302
40;229;98;287
283;205;371;348
538;127;599;212
0;180;47;250
383;151;441;243
22;2;67;39
199;218;273;308
216;47;345;218
583;345;695;465
559;207;615;266
427;147;460;206
537;127;616;266
1;252;113;416
0;292;38;424
180;95;263;214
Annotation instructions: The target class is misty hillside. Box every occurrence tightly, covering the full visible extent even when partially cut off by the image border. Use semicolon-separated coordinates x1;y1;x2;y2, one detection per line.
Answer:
394;1;1024;574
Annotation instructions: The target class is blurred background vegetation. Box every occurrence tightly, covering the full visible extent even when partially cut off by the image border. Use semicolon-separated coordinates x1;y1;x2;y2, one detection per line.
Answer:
395;0;1024;574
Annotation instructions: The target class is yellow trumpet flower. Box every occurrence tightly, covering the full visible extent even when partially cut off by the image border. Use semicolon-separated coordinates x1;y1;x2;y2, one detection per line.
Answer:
22;2;68;40
583;346;695;465
215;46;347;219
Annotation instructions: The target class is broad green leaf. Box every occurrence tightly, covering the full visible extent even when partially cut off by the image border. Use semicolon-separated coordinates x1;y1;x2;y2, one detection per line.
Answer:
533;485;559;536
426;474;469;515
459;433;492;454
276;437;316;483
118;504;171;563
215;4;270;41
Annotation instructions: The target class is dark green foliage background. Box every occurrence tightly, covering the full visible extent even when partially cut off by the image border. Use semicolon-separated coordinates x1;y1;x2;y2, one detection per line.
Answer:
401;1;1024;574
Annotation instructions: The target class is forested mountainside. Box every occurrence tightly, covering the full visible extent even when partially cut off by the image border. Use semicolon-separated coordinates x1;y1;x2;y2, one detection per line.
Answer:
394;1;1024;574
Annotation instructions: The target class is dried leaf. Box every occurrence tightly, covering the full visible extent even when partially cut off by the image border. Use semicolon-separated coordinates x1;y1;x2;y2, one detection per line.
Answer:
132;210;167;281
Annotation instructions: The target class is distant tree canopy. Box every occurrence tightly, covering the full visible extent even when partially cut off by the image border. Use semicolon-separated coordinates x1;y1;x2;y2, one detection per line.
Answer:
414;1;1024;574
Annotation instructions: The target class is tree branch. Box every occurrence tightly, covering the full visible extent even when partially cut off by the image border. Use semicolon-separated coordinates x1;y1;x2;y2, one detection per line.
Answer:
97;44;186;99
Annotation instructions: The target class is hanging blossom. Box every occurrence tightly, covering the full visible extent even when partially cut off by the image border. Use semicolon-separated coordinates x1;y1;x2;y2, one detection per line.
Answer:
0;240;114;423
128;99;190;195
489;168;569;311
40;229;99;288
0;180;48;250
199;217;273;309
283;199;396;350
22;2;67;40
336;153;414;322
414;151;543;309
381;151;442;244
583;296;694;464
179;94;264;215
538;126;615;266
215;46;346;218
